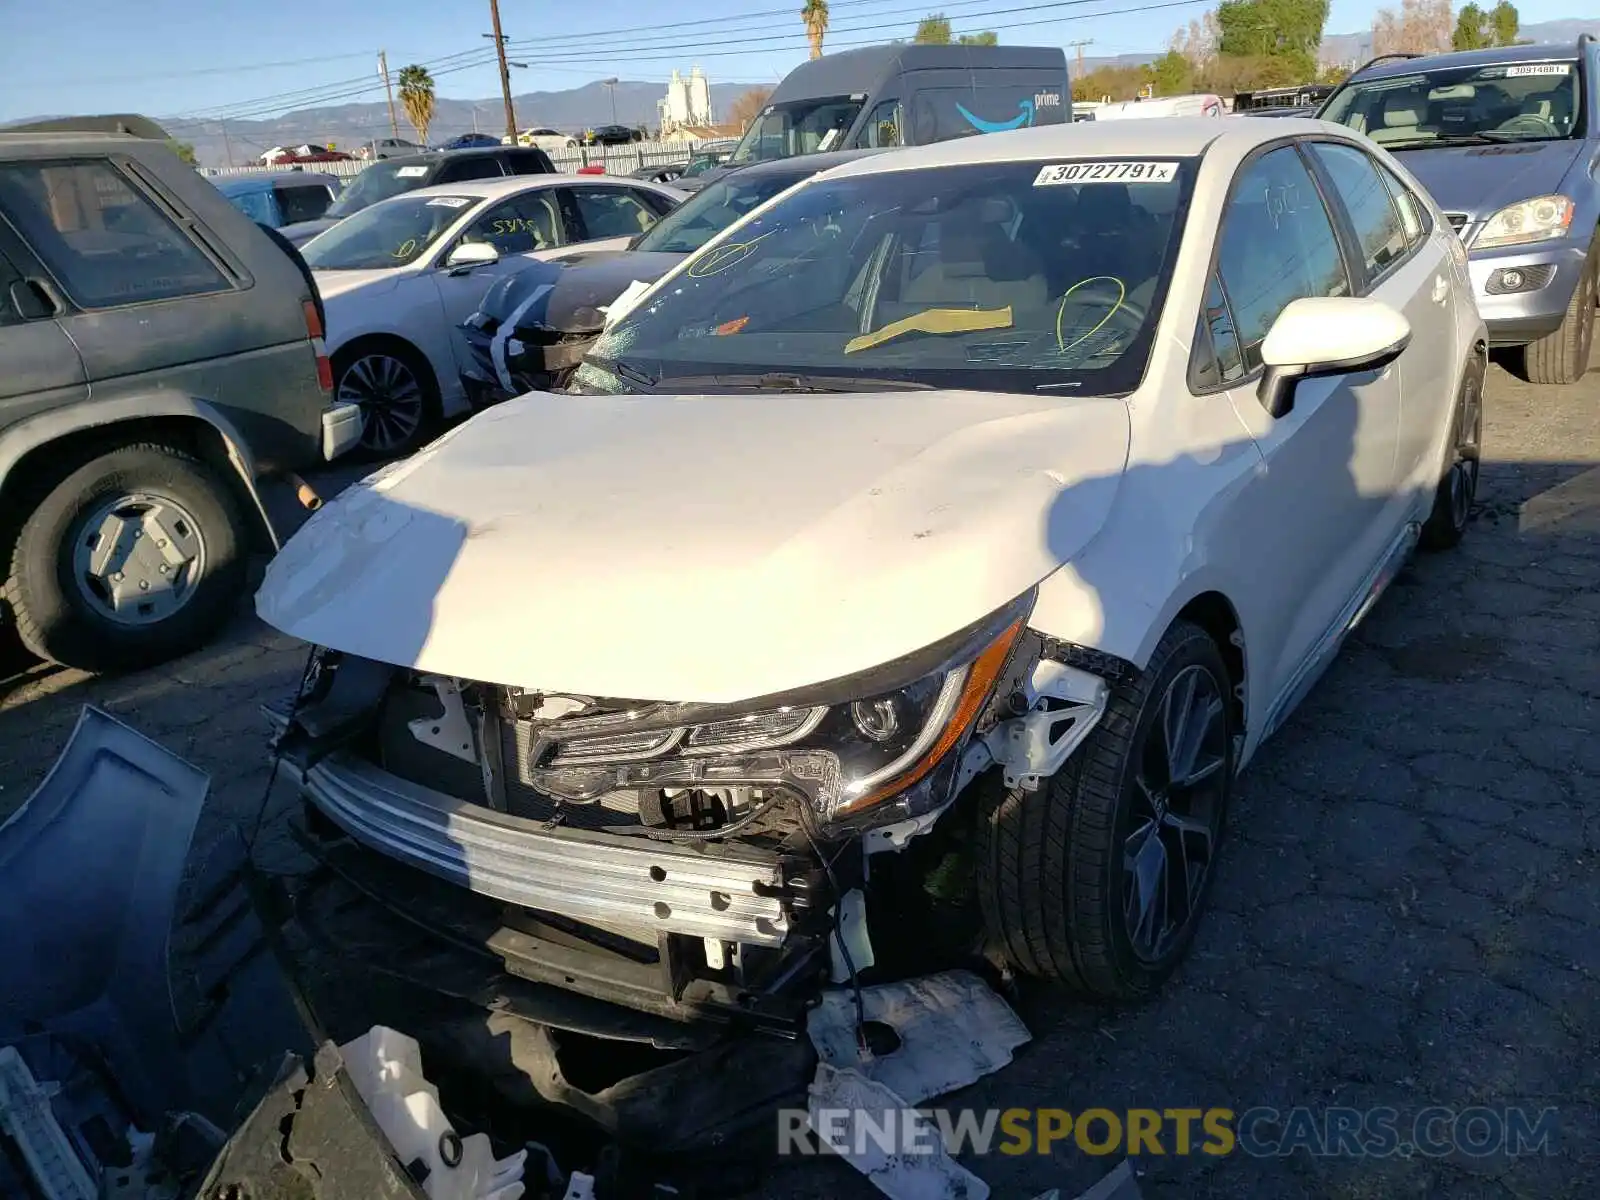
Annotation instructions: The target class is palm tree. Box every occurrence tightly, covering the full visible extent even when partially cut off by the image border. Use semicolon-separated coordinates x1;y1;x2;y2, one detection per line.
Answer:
397;64;436;146
802;0;829;59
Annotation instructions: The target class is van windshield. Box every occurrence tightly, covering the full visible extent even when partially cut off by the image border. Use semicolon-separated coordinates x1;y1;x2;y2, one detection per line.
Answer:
730;96;866;164
1320;60;1582;147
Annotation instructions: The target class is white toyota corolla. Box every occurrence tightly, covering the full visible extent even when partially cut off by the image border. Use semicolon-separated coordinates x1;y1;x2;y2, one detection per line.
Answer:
257;118;1485;1019
301;174;686;456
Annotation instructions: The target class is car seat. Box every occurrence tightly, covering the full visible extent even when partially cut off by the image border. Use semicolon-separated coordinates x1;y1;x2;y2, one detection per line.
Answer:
1367;90;1430;144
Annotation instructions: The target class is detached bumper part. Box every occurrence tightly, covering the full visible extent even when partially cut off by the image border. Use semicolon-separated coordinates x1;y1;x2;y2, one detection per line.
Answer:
321;400;363;460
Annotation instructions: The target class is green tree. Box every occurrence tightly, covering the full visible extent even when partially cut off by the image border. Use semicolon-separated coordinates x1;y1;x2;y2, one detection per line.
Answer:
1216;0;1329;81
1489;0;1518;46
1147;50;1196;96
961;30;998;45
1452;3;1487;49
397;64;436;145
915;13;953;41
166;139;198;166
802;0;829;58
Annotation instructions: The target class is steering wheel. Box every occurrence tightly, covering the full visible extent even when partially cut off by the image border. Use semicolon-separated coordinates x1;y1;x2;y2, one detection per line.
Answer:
1494;114;1559;138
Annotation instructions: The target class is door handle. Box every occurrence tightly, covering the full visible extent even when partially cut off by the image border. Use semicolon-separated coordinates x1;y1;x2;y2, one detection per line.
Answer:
9;277;64;320
1431;275;1449;304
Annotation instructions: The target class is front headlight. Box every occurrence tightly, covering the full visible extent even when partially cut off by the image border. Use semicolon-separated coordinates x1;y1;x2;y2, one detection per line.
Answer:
521;593;1034;825
1473;195;1574;250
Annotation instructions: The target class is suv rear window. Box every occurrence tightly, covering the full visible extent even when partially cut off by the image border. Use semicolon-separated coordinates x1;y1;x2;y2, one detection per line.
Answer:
0;160;229;308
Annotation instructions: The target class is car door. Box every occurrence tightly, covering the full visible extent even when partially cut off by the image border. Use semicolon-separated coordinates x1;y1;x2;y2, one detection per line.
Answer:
1303;139;1457;497
1199;143;1405;716
558;184;668;254
430;189;568;344
0;235;89;414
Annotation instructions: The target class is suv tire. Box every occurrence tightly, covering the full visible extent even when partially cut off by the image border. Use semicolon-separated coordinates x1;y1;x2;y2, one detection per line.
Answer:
1521;236;1597;385
7;443;247;672
976;620;1235;1002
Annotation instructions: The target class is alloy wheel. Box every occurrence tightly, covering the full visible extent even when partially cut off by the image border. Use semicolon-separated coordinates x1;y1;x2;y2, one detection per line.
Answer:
339;353;425;454
71;492;207;626
1121;664;1229;963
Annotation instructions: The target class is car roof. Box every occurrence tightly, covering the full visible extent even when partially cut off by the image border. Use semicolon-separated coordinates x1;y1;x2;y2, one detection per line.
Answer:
1356;41;1583;80
398;174;672;202
730;148;885;179
818;117;1248;179
372;146;544;170
214;171;340;195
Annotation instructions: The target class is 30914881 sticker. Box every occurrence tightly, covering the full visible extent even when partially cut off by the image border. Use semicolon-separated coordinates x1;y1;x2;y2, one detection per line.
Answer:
1504;63;1571;77
427;196;472;208
1034;161;1179;186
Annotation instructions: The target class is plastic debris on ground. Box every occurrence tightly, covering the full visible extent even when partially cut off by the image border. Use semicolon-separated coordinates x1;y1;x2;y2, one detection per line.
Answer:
341;1025;527;1200
1035;1159;1145;1199
806;970;1031;1104
808;1064;989;1200
0;1046;97;1200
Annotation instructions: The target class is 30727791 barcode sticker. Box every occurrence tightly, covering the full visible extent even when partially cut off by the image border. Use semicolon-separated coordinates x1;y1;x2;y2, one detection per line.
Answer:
1504;63;1570;76
1034;161;1179;186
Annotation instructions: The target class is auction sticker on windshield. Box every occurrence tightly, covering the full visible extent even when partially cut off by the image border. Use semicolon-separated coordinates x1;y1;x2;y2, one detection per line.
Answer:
1034;161;1178;186
427;196;471;207
396;165;430;177
1504;63;1571;76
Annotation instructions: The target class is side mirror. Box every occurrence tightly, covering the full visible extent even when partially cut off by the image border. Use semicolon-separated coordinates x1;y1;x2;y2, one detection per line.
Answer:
445;241;500;273
1257;296;1411;418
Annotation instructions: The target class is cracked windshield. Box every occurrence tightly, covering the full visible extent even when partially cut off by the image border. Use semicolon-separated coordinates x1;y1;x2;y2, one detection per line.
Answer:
597;159;1192;393
1320;58;1582;146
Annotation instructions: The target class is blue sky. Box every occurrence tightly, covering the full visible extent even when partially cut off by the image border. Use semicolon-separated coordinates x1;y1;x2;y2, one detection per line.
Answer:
0;0;1585;124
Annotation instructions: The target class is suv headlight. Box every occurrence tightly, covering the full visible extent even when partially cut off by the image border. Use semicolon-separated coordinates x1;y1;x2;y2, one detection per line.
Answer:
1473;195;1574;250
523;592;1035;826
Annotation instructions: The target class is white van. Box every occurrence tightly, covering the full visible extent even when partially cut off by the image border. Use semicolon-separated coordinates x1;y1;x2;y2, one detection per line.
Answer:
1093;93;1225;120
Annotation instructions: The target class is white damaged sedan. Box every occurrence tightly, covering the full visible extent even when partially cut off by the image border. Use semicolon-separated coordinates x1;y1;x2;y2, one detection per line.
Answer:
256;117;1485;1020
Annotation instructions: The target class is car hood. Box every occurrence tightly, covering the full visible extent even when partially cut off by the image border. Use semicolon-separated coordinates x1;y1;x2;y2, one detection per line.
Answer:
1388;140;1581;221
255;389;1131;703
280;217;339;246
312;268;405;303
482;251;688;334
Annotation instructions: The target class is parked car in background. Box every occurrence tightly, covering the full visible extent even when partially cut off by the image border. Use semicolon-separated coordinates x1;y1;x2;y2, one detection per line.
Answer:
257;117;1486;1033
1318;38;1600;384
458;149;882;403
357;137;425;160
0;121;359;672
214;171;341;229
302;174;683;454
664;139;740;191
439;133;503;151
584;125;645;146
277;146;558;246
1095;94;1226;120
519;127;580;151
1234;84;1335;113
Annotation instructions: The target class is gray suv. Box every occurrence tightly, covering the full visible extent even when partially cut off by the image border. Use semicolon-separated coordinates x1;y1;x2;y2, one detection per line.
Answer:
1320;37;1599;384
0;121;360;672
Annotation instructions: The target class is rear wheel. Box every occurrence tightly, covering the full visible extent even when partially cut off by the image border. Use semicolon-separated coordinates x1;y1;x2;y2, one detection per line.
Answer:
976;620;1235;1001
1520;237;1596;385
6;443;247;672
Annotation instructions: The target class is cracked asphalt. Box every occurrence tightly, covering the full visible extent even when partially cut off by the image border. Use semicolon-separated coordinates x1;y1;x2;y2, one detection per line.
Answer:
1;361;1595;1199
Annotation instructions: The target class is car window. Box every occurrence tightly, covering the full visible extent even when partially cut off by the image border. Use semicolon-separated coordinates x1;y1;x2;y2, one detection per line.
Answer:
302;193;481;269
0;250;25;326
1307;142;1410;284
435;157;506;184
857;99;903;148
633;188;677;218
566;186;662;240
225;188;280;227
0;160;230;308
1190;271;1245;389
278;184;333;224
461;191;562;254
1215;146;1349;373
1375;163;1430;249
505;150;555;176
594;157;1195;395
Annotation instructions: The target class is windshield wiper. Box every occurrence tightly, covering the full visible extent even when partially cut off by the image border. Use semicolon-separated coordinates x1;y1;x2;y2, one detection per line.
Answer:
608;359;659;390
654;371;934;393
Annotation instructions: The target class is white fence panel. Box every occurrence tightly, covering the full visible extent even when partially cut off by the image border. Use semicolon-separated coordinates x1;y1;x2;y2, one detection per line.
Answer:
196;140;698;182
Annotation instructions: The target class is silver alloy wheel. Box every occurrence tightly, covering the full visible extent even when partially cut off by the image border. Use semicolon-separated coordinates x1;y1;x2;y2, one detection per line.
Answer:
339;352;425;453
1122;664;1229;963
71;492;207;626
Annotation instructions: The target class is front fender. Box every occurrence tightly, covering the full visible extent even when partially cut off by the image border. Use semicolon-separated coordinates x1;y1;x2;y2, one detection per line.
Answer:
0;394;279;551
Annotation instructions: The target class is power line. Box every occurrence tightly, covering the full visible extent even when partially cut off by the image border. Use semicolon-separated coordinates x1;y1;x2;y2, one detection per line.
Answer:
35;50;380;89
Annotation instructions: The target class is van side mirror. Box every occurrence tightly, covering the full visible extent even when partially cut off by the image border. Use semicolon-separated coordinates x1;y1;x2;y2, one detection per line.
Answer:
1257;296;1411;418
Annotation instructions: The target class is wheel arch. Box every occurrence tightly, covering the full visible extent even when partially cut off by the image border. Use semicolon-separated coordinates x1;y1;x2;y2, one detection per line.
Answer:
0;399;279;586
330;332;441;399
1173;590;1247;745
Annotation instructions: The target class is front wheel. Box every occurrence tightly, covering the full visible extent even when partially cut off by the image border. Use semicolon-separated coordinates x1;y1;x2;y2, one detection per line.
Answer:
6;443;248;672
976;620;1235;1002
1520;239;1596;385
334;343;438;459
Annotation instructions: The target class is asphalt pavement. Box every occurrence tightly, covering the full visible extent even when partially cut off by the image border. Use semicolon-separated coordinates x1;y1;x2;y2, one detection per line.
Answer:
0;360;1594;1199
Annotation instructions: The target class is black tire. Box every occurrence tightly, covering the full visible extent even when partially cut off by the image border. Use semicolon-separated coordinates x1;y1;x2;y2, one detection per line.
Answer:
333;341;439;459
1520;236;1596;385
1421;356;1484;551
6;443;247;673
976;620;1235;1002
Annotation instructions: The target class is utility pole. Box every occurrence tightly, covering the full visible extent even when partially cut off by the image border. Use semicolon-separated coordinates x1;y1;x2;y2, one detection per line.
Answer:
378;50;399;138
1067;38;1093;78
219;118;234;167
485;0;518;142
